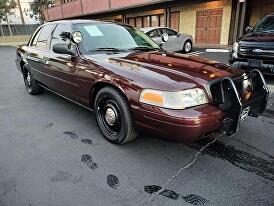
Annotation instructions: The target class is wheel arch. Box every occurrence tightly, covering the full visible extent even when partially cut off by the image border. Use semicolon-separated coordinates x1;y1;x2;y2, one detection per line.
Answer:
184;39;192;45
20;60;26;73
90;80;130;109
20;60;29;74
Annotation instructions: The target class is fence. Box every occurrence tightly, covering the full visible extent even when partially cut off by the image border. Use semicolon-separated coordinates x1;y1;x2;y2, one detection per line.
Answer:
0;24;40;36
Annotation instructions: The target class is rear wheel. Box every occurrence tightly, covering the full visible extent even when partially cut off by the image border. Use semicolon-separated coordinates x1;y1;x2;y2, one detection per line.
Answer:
94;87;138;144
183;41;192;53
23;65;43;95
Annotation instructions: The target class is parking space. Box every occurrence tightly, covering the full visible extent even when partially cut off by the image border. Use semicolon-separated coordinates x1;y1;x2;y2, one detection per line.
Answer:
0;46;273;206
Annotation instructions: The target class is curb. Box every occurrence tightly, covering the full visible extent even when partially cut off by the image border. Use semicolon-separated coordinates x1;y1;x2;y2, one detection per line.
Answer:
0;42;27;47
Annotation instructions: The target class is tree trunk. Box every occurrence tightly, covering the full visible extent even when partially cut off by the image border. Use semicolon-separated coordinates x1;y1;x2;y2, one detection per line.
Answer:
0;21;4;36
6;15;13;36
17;0;25;25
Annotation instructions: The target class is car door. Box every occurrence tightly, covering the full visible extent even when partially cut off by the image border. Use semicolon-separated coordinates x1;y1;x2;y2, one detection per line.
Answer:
146;29;162;45
47;23;79;99
26;24;55;85
159;28;184;51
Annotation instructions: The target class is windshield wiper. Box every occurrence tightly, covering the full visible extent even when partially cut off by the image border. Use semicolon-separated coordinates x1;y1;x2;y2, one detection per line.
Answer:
129;46;161;51
88;47;128;52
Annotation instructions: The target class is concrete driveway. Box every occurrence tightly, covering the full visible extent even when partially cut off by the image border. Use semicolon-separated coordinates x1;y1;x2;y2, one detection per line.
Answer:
0;46;273;206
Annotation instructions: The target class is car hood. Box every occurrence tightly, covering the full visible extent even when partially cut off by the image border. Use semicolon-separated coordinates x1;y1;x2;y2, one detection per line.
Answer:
85;51;243;89
240;32;274;42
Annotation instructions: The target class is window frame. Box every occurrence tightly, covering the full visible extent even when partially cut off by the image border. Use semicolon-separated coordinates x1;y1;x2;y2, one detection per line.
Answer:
28;26;43;47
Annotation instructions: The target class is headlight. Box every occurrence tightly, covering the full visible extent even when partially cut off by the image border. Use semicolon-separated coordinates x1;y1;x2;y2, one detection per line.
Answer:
232;42;239;52
139;88;208;109
242;73;252;90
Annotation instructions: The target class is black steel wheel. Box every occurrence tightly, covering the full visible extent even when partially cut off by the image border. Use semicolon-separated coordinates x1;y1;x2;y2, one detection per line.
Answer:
23;65;43;95
94;87;138;144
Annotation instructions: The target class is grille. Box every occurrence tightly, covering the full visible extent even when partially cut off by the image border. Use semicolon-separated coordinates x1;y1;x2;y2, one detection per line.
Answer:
239;46;274;58
210;73;257;105
210;82;223;104
233;79;244;97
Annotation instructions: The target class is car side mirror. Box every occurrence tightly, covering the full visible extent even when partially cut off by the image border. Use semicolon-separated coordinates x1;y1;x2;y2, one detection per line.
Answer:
161;33;169;42
53;43;77;56
245;26;253;33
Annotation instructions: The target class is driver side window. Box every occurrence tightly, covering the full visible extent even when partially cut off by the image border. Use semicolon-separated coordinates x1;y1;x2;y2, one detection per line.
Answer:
147;29;161;38
50;24;71;50
161;28;177;36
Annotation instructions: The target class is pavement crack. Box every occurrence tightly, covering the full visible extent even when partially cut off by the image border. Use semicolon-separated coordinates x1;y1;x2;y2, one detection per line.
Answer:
146;134;223;204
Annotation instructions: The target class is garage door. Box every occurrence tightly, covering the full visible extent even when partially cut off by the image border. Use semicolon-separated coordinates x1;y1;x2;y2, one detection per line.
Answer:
195;9;223;44
170;12;180;32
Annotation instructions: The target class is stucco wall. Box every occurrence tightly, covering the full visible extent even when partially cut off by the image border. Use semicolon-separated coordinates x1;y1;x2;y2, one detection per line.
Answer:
178;0;232;45
249;6;261;27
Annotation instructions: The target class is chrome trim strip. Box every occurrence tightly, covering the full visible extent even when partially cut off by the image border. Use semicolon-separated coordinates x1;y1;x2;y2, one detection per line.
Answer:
38;84;93;112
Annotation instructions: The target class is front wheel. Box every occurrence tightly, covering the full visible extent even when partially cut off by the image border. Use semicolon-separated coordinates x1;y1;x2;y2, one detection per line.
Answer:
183;41;192;53
94;87;138;144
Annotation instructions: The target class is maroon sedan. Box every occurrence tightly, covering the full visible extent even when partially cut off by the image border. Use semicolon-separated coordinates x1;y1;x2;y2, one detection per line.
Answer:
15;20;269;144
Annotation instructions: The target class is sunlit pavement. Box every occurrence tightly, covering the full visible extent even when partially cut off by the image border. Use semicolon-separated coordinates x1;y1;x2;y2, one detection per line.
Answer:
0;46;273;206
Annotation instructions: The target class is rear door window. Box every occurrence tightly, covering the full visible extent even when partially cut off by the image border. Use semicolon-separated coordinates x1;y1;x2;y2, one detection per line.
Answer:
50;24;71;50
36;24;54;50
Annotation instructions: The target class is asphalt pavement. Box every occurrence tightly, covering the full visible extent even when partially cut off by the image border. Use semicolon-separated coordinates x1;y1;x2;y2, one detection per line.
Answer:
0;46;273;206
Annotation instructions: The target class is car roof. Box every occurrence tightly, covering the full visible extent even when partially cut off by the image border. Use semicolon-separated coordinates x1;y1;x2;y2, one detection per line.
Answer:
43;19;125;26
140;27;171;33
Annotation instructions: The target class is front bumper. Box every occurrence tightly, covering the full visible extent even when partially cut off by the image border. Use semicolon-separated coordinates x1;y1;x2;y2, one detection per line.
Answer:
229;52;274;75
132;70;269;142
133;104;224;142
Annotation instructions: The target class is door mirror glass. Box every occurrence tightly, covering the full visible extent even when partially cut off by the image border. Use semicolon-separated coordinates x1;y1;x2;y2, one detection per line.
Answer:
72;31;82;44
53;43;77;56
245;26;253;33
161;33;169;42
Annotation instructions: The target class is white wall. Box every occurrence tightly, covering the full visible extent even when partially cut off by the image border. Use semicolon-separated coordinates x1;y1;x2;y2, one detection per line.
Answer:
2;0;39;25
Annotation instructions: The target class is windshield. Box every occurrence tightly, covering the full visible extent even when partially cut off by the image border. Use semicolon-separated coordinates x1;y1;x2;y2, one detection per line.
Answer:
73;22;161;54
253;15;274;33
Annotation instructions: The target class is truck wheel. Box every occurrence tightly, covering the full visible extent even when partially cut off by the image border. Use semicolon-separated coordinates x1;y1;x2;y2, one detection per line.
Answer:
23;65;44;95
94;87;138;144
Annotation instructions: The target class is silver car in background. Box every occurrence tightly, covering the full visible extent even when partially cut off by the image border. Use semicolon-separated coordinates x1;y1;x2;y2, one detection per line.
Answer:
140;27;193;53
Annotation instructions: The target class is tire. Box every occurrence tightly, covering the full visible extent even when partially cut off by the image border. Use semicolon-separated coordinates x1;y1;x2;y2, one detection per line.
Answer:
22;65;44;95
183;40;192;53
94;87;138;144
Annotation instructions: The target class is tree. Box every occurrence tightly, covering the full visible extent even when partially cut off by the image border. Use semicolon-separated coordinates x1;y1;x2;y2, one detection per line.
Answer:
30;0;53;23
0;0;16;36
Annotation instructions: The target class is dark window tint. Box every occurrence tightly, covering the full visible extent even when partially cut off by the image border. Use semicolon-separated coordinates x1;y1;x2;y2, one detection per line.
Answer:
36;24;54;50
147;29;161;38
30;28;42;47
50;24;71;50
160;28;177;36
254;16;274;33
